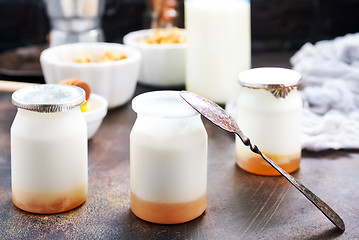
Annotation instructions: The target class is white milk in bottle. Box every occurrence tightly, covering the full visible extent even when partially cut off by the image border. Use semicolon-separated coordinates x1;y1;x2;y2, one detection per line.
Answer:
185;0;251;104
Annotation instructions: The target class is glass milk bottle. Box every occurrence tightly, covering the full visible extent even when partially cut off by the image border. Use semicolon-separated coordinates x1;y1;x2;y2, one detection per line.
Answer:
11;84;88;214
185;0;251;104
130;91;208;224
235;68;302;176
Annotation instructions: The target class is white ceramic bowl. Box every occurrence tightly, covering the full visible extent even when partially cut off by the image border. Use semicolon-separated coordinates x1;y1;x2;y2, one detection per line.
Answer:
83;93;108;139
40;42;141;108
123;29;186;87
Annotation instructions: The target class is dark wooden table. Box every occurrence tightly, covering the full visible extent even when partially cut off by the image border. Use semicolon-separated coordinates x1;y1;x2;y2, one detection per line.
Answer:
1;52;358;239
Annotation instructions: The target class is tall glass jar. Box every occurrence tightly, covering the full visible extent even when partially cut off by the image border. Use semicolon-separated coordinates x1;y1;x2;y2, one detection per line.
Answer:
185;0;251;104
130;91;208;224
235;68;302;176
11;84;88;214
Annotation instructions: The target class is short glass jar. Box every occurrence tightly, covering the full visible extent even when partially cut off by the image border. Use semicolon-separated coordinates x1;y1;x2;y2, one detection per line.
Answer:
235;68;302;176
130;91;208;224
11;84;88;214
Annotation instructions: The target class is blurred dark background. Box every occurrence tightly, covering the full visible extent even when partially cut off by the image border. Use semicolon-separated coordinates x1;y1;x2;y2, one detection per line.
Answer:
1;0;359;53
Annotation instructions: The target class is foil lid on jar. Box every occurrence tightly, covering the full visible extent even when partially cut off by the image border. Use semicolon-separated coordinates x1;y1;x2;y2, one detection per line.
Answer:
12;84;85;113
238;67;301;98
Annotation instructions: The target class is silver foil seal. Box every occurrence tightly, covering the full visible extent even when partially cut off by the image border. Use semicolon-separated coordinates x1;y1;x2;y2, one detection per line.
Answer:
12;84;85;112
238;67;301;99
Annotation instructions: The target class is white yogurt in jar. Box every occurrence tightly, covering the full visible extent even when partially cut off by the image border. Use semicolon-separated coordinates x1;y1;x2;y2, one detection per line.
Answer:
235;68;302;175
11;84;88;214
130;91;207;224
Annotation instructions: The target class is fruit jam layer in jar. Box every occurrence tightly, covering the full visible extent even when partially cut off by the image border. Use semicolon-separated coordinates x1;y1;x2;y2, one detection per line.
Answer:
130;191;206;224
236;151;301;176
12;184;87;214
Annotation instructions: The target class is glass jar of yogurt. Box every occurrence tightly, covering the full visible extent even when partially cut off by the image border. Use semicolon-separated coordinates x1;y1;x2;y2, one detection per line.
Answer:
11;84;88;214
235;68;302;176
130;91;208;224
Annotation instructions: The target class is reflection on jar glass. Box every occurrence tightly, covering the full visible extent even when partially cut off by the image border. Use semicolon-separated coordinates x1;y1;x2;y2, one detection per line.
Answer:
11;84;88;214
235;68;302;176
130;91;208;224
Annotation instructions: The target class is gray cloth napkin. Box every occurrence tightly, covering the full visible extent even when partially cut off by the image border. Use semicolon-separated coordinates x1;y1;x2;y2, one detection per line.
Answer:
291;33;359;151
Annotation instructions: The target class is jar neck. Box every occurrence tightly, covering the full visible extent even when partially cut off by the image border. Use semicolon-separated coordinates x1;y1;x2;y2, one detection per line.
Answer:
136;112;201;122
241;85;298;99
132;113;206;143
17;107;81;119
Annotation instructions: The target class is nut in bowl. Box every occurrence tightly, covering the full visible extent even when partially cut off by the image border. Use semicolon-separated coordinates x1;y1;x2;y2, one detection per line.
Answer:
40;42;141;108
123;28;186;87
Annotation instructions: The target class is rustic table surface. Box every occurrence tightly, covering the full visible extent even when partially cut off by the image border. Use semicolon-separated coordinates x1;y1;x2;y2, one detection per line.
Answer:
0;52;358;240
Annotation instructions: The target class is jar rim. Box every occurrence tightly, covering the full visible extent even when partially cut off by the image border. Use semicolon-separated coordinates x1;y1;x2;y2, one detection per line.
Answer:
238;67;301;89
132;91;199;118
12;84;85;113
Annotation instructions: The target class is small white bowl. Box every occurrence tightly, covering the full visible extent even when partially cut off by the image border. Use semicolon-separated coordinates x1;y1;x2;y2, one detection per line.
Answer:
40;42;141;108
83;93;108;139
123;29;186;87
